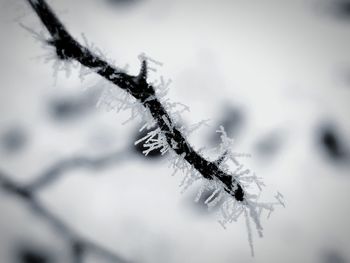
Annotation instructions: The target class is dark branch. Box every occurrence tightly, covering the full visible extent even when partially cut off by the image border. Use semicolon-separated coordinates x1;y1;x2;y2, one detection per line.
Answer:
25;0;244;201
0;170;131;263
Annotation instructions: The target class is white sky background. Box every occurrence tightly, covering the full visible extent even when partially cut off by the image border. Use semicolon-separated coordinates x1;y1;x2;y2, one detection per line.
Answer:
0;0;350;262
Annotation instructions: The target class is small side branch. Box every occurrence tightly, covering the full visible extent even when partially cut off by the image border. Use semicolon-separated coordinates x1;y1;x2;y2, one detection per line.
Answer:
25;0;245;201
27;150;128;191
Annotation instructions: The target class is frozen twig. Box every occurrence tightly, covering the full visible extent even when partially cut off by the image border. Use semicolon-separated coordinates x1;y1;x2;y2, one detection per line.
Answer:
25;0;245;201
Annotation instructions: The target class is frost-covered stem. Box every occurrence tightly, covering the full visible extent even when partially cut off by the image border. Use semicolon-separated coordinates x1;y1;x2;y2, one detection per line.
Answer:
25;0;244;201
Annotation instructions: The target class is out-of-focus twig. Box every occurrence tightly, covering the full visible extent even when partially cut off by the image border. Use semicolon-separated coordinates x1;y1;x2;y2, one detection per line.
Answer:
0;151;132;263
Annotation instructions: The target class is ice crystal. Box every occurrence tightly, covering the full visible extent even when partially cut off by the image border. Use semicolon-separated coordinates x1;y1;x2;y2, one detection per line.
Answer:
134;127;169;156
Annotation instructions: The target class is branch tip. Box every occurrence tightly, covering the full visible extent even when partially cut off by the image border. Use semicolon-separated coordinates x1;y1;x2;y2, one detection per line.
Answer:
137;59;148;81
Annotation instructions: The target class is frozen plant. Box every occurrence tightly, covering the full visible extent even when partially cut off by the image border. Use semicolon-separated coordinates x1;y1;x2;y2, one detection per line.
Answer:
23;0;284;255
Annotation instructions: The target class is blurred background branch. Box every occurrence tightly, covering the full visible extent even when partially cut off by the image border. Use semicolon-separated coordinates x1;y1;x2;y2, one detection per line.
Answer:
0;150;132;263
